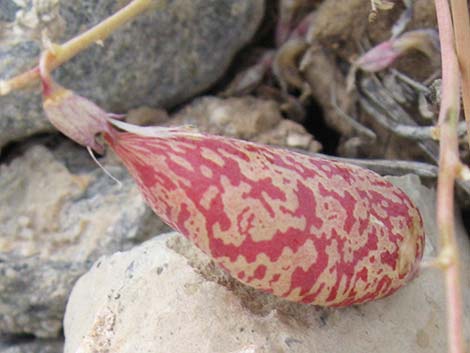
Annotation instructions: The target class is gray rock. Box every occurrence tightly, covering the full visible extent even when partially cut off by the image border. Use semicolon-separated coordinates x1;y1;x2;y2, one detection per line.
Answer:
0;0;265;149
63;175;470;353
0;143;169;337
0;339;63;353
0;254;87;338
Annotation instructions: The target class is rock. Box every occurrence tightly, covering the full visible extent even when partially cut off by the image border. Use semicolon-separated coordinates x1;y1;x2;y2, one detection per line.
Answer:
0;254;87;338
0;339;63;353
0;0;265;149
171;96;321;151
0;144;160;261
256;119;322;152
63;175;470;353
0;143;168;337
126;106;170;127
171;96;283;138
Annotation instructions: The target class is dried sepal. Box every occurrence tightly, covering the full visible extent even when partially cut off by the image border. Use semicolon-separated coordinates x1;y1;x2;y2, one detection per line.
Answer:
355;29;440;73
39;51;114;154
108;117;198;138
42;84;115;154
393;29;440;59
356;40;401;72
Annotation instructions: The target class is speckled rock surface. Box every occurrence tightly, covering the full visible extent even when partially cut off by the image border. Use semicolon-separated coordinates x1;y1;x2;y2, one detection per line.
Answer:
0;254;87;338
171;96;322;151
0;0;265;149
62;175;470;353
0;340;63;353
0;142;168;337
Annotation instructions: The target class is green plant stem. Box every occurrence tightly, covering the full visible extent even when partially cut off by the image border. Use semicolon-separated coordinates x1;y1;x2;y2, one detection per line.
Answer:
450;0;470;148
434;1;465;353
0;0;160;96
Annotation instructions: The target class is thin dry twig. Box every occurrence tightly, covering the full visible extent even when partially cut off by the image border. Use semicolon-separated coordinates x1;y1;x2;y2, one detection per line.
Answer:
0;0;162;96
434;1;465;353
330;85;377;140
360;96;469;140
390;69;431;93
315;153;439;178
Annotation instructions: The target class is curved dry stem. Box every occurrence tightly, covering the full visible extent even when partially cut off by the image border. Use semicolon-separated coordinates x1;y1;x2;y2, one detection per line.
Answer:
434;1;465;353
0;0;161;96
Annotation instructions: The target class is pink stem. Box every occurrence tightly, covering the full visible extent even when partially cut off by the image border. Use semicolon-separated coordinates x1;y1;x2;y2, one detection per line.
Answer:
434;1;465;353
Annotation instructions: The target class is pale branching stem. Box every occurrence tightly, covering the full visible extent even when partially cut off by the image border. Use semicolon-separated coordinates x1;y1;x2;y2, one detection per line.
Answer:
434;1;465;353
435;0;460;125
39;51;53;83
450;0;470;148
0;0;158;96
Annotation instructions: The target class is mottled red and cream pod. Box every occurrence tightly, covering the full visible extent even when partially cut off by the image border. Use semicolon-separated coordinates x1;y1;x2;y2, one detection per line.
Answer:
104;126;425;307
36;16;424;309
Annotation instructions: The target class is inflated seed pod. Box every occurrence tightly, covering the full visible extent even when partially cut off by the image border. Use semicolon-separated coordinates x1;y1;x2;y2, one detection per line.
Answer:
104;124;425;307
38;54;424;306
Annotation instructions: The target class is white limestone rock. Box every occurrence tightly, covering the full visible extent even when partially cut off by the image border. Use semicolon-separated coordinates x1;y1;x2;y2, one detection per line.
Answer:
63;175;470;353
